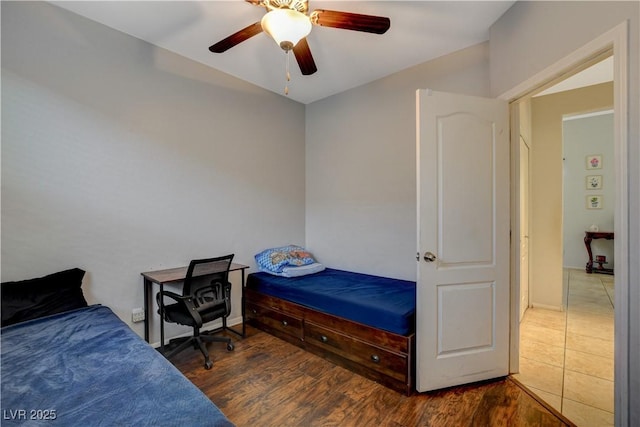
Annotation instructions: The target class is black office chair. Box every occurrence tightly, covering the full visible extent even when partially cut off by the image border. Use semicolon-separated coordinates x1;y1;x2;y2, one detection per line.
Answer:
156;254;235;369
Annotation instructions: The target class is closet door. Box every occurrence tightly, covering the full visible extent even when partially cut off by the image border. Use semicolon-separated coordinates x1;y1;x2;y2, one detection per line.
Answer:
416;89;509;392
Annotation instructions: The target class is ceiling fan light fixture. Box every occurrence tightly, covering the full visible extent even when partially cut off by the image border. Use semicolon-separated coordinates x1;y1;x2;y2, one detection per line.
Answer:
261;8;311;51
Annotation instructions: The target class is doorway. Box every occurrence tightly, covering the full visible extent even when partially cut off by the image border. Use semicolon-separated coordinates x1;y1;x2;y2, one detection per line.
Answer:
514;88;615;425
504;28;627;424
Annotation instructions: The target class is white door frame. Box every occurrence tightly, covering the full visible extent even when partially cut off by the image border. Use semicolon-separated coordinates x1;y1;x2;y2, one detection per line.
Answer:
500;21;629;425
518;134;531;323
508;102;522;374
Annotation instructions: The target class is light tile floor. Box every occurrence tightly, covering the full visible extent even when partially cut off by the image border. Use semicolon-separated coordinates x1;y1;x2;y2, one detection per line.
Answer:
513;268;614;427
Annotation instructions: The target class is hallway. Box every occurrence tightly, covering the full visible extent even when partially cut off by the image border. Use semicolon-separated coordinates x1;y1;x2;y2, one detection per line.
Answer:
513;268;614;426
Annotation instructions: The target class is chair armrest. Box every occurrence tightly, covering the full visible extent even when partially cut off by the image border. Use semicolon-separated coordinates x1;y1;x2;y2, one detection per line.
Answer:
158;290;185;302
212;281;232;296
156;290;204;327
222;281;232;314
156;289;187;308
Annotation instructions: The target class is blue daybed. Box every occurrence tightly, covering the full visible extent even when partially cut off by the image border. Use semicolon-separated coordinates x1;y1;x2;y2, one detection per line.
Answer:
245;265;416;395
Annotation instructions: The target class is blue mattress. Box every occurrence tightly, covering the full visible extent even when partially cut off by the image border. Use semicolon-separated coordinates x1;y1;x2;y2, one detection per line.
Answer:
246;268;416;335
1;305;233;427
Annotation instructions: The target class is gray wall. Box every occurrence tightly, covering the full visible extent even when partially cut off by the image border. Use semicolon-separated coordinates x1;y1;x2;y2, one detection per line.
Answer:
563;112;615;270
490;2;639;423
1;2;307;342
4;3;638;417
305;43;491;281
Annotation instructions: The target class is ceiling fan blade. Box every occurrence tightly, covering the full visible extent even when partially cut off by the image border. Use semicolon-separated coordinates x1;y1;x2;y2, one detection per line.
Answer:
209;22;263;53
311;9;390;34
293;38;317;75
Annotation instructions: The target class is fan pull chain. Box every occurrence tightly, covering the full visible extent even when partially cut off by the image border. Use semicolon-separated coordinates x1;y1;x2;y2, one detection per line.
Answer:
284;50;291;96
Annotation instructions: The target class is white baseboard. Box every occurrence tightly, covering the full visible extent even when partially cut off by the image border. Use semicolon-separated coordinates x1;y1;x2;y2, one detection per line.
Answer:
529;303;564;312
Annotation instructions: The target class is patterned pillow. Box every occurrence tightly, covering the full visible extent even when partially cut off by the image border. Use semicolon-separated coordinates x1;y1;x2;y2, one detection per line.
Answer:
255;245;318;275
281;262;326;278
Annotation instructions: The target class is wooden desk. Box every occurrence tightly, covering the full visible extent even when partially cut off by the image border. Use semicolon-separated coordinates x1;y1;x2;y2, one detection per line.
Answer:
584;231;614;275
141;263;249;350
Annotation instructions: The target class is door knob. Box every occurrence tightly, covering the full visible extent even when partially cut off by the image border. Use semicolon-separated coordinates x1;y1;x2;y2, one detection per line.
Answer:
423;252;437;262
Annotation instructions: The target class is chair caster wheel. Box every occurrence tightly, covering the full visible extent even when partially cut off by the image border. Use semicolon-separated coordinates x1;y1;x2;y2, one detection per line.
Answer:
227;343;234;351
204;361;213;370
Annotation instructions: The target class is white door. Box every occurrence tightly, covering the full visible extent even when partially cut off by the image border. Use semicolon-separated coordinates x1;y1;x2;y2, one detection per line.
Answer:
519;136;530;321
416;89;510;392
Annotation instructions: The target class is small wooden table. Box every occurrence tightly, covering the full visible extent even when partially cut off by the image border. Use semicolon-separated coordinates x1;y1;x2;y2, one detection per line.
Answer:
141;262;249;351
584;231;614;275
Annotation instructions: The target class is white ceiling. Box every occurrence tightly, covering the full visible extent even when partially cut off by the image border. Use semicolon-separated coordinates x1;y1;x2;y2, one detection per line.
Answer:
535;56;614;97
51;1;515;104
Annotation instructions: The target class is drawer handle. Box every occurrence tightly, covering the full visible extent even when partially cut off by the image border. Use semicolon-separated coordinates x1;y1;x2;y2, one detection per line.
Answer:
252;309;257;314
282;320;288;327
371;354;380;363
320;335;328;343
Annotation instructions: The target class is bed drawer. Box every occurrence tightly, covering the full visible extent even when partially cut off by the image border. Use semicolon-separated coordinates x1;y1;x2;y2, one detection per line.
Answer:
304;321;408;382
244;288;307;318
243;288;415;395
245;301;303;341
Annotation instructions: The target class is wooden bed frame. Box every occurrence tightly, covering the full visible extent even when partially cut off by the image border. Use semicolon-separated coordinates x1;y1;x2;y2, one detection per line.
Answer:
244;287;415;395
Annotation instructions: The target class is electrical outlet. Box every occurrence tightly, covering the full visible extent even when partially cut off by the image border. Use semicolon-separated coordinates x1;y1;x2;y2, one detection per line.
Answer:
132;308;145;323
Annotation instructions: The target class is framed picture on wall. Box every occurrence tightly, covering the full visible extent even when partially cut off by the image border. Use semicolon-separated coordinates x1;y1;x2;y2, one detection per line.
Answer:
587;195;603;209
586;154;602;169
586;175;603;190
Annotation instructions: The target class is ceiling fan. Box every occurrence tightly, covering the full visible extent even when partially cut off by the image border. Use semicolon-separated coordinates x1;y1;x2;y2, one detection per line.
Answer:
208;0;391;76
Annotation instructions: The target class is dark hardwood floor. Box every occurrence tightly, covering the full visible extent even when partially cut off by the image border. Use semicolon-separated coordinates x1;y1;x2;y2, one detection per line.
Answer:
172;326;574;427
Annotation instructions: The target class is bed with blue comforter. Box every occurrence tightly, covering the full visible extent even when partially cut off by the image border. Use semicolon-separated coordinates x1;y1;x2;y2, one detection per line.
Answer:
1;268;233;427
245;257;416;395
246;268;415;335
1;305;233;426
